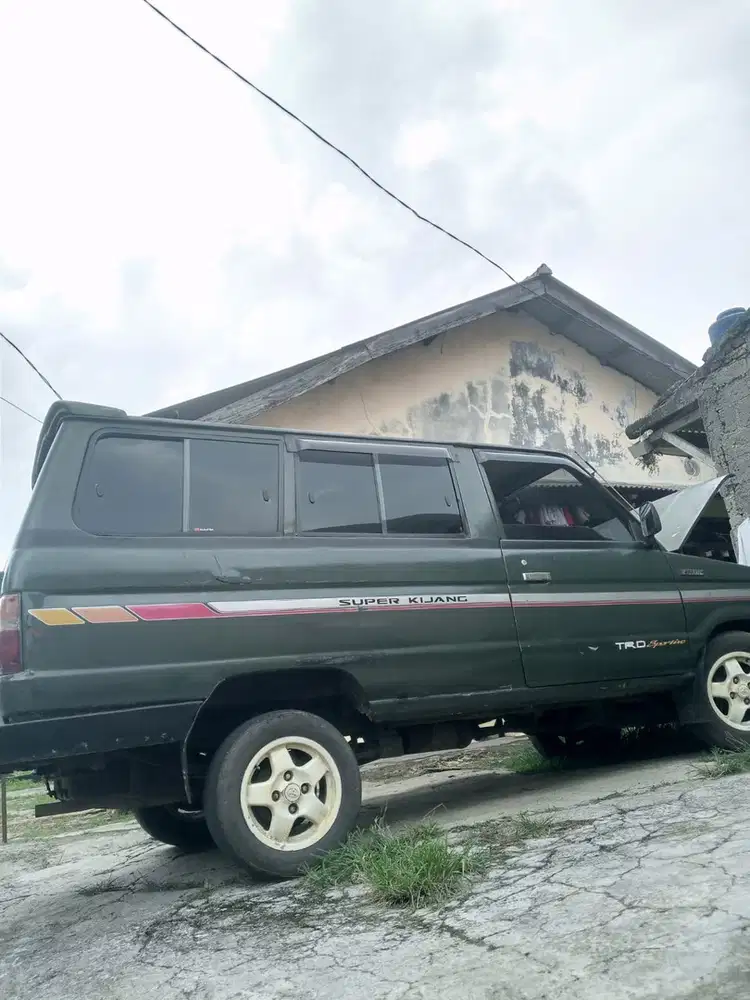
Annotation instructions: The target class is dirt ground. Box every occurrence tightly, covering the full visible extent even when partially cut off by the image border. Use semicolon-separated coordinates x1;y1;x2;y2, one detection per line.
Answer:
1;737;749;1000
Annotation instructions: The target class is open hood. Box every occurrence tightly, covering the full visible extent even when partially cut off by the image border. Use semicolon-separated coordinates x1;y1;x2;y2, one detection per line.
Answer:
652;475;728;552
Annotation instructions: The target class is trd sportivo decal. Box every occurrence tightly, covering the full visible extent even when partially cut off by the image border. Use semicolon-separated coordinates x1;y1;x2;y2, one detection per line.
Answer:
27;593;511;626
615;639;689;651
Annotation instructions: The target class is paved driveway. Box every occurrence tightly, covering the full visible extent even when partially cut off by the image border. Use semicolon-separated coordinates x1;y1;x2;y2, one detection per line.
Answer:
1;750;748;1000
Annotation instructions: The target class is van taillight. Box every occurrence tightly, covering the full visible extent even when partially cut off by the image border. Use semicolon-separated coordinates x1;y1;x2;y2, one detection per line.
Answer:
0;594;22;675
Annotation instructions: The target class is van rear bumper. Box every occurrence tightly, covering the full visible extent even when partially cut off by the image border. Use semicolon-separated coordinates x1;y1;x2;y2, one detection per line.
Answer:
0;701;201;772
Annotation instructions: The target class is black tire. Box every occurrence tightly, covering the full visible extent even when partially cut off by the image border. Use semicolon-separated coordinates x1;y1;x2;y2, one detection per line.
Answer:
133;804;214;852
203;710;361;879
692;631;750;751
529;727;621;761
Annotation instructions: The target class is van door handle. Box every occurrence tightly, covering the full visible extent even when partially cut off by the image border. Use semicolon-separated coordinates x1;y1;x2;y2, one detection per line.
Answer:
522;571;551;583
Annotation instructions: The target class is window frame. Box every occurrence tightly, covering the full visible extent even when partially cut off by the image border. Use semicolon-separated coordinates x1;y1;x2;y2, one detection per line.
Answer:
477;450;642;547
73;428;284;538
290;437;468;540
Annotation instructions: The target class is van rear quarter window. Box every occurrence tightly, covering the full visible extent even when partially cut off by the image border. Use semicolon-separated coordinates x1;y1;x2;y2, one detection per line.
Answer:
74;434;280;536
74;436;183;535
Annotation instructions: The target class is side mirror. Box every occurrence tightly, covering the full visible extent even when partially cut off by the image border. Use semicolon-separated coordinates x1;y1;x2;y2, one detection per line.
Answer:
638;501;662;541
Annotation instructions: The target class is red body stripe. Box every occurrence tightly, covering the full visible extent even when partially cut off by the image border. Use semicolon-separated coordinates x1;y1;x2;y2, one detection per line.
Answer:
518;598;684;609
224;607;358;618
127;603;221;621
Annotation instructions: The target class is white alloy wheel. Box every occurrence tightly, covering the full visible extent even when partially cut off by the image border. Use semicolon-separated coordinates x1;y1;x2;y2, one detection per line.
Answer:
706;651;750;731
239;735;343;851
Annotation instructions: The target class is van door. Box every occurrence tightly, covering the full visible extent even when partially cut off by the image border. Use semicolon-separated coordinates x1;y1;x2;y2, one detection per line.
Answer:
249;437;524;722
480;453;690;688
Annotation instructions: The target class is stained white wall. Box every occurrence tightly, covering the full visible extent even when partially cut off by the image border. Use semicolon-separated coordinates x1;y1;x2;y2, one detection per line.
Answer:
238;312;709;487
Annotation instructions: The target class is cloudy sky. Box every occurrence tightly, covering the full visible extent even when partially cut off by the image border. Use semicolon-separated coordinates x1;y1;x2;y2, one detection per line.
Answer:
1;0;749;563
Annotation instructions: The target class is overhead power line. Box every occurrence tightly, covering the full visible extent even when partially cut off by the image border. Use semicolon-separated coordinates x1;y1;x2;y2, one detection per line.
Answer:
0;396;43;424
0;331;62;400
140;0;686;376
140;0;518;283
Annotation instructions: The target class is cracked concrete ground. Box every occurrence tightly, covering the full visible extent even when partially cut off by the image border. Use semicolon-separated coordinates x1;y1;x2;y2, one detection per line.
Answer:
1;747;748;1000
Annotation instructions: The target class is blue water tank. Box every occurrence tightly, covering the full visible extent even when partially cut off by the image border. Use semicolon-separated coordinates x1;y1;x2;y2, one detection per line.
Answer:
708;307;746;347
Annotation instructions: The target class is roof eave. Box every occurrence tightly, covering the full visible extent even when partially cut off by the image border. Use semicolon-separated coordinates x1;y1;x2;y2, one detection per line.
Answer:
196;277;547;424
149;271;696;424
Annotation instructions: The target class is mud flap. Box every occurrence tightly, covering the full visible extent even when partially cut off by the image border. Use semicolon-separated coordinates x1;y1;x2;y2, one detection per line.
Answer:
673;652;712;726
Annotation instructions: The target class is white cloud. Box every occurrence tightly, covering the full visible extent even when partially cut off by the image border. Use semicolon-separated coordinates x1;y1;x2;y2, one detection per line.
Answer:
394;120;451;170
1;0;750;564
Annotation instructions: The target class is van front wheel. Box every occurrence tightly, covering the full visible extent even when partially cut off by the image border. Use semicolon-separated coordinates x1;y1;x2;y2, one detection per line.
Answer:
693;632;750;750
203;710;361;879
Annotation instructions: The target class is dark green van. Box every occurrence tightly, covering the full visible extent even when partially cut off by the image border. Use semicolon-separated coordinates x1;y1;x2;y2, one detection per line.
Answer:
1;401;749;877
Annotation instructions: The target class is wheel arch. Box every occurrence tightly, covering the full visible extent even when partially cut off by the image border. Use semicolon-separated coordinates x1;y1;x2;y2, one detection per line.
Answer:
180;667;373;803
706;618;750;644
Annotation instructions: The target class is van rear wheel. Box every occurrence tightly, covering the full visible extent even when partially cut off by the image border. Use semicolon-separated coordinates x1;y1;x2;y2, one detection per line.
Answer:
203;710;361;879
133;804;214;852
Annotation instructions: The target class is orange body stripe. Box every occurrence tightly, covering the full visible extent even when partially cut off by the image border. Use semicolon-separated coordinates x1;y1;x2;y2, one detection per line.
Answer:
73;606;139;624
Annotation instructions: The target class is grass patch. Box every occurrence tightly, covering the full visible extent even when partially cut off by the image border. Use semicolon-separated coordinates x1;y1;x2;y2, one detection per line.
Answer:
459;810;562;850
306;821;489;908
694;747;750;779
502;811;555;841
1;772;43;792
15;809;128;840
501;743;562;775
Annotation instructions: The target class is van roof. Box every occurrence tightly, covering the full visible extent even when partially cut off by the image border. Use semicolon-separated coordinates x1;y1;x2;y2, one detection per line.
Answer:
32;399;591;488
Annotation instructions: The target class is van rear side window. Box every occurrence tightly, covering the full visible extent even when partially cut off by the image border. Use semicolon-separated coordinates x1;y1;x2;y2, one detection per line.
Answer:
188;438;279;535
74;434;280;536
295;449;464;536
379;455;462;535
296;451;381;534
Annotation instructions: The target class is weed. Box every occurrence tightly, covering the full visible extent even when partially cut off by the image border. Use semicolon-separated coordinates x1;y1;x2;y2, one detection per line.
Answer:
501;743;562;775
306;821;489;908
507;811;556;841
458;811;560;849
694;746;750;779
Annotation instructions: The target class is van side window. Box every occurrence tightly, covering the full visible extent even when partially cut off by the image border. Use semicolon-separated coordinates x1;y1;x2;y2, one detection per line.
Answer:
296;451;381;534
74;436;183;535
379;455;462;535
188;439;279;535
483;459;636;543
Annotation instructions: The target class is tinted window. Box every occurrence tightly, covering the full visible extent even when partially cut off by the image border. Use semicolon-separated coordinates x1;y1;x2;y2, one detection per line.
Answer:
379;455;462;535
189;438;279;535
484;460;636;542
296;451;380;533
75;436;183;535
